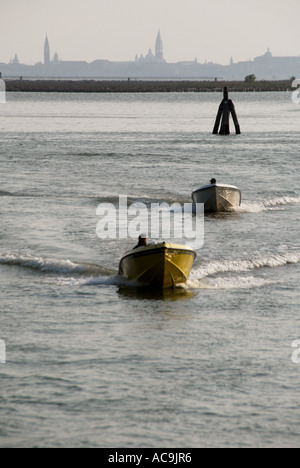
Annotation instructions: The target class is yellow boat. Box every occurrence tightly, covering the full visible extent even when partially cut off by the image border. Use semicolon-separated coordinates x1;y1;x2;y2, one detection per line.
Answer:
118;242;197;289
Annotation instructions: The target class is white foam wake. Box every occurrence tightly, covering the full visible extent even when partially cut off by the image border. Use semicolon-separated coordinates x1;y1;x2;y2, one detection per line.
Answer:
238;196;300;213
50;274;141;288
0;253;114;276
184;251;300;290
2;251;299;292
186;275;278;290
190;252;300;282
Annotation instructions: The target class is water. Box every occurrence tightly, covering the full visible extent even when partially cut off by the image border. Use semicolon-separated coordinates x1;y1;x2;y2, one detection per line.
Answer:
0;91;300;448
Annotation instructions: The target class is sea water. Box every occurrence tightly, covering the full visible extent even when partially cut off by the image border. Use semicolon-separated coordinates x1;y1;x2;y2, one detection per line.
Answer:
0;91;300;447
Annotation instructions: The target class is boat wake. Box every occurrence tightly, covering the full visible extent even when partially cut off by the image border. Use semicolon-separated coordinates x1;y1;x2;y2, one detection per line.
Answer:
0;252;141;288
238;196;300;213
0;253;116;277
185;251;300;290
0;190;13;197
1;250;299;292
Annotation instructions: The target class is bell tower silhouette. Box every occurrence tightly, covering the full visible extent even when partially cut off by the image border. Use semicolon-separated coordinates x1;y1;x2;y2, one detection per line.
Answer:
44;35;50;65
155;30;163;61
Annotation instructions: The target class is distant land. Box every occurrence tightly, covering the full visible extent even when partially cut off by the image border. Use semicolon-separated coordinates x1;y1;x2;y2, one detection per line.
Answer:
1;33;300;81
4;79;293;93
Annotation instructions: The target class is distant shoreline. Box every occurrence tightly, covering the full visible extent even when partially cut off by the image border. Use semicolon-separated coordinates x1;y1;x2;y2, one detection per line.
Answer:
4;79;293;93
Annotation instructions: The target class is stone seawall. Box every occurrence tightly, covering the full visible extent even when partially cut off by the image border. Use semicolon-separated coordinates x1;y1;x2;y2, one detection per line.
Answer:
5;79;292;93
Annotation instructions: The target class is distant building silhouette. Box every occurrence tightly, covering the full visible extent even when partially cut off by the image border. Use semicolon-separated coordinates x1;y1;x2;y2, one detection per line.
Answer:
155;30;164;61
53;52;60;63
136;30;166;64
44;35;50;65
11;54;20;65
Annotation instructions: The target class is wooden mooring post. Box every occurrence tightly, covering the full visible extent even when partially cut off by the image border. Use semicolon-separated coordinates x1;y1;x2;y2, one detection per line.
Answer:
213;87;241;135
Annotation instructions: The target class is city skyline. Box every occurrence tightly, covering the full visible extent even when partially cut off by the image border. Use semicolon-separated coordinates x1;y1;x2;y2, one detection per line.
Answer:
2;31;300;81
4;30;300;70
1;0;300;66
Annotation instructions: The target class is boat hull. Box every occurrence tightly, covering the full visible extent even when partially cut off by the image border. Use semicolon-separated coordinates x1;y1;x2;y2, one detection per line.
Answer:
192;184;241;213
118;243;196;289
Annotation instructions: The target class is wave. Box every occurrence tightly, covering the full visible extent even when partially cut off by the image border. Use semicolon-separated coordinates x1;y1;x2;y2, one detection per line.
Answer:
51;274;141;288
190;251;300;281
0;190;13;197
184;251;300;290
1;250;299;292
93;194;190;206
0;252;139;288
186;275;278;290
238;196;300;213
0;253;116;277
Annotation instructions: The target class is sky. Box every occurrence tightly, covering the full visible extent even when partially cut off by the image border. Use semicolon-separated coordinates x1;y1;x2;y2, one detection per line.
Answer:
1;0;300;65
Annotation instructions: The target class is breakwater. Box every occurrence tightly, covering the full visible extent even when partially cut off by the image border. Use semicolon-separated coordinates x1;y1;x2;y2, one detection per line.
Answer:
5;79;292;93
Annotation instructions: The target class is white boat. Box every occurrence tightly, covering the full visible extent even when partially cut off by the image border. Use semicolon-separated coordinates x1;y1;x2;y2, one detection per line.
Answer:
192;183;242;213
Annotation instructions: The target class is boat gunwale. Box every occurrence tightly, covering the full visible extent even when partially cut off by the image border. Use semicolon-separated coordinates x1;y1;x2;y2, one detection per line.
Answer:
120;245;197;263
192;184;241;195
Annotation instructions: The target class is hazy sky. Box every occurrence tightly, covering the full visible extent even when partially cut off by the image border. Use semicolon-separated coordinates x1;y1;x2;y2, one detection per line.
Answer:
1;0;300;65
